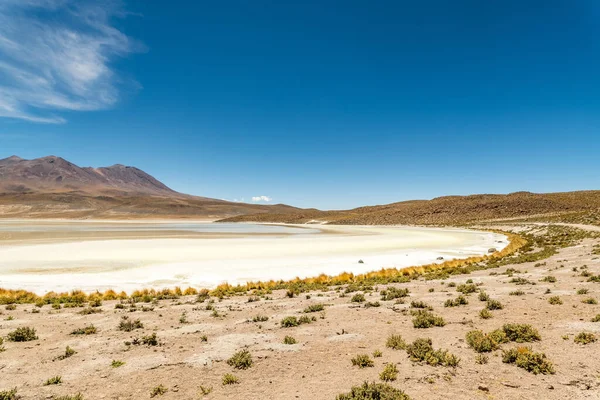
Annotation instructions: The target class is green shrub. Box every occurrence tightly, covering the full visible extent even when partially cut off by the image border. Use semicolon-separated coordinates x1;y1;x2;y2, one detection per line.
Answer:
475;354;489;364
351;293;366;303
336;382;411;400
386;334;406;350
252;314;269;322
410;301;431;309
7;327;37;342
577;288;589;295
465;330;504;353
479;309;492;319
283;336;297;345
222;373;239;385
141;332;159;346
227;349;253;369
44;376;62;386
405;338;459;367
54;394;84;400
478;291;489;301
78;307;101;315
444;295;468;307
456;283;477;294
509;290;525;296
380;287;410;301
118;316;143;332
379;363;398;382
150;384;168;397
0;388;18;400
486;299;503;310
592;314;600;322
298;315;315;324
548;296;562;305
351;354;374;368
71;325;97;335
574;332;597;345
502;347;555;374
582;297;598;305
502;324;541;342
111;360;125;368
411;310;445;328
281;316;299;327
5;304;16;311
372;349;382;358
540;276;557;283
303;303;325;313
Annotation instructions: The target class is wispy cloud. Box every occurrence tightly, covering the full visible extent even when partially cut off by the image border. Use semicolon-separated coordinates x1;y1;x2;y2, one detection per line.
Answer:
252;196;272;202
0;0;143;124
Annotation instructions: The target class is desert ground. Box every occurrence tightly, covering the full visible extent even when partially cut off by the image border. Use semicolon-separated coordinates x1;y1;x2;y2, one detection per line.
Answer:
0;222;599;399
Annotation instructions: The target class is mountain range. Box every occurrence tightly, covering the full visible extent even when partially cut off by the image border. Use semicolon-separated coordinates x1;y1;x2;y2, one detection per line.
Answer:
0;156;299;219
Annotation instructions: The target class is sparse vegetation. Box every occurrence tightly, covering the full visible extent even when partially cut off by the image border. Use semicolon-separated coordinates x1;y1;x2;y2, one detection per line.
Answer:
303;303;325;313
386;334;406;350
227;349;253;369
150;384;168;397
118;316;143;331
111;360;125;368
574;332;597;345
351;293;366;303
444;295;468;307
479;308;492;319
405;338;459;367
0;388;18;400
71;325;97;335
7;327;37;342
351;354;375;368
379;363;398;381
502;347;555;374
412;310;446;328
336;381;411;400
548;296;563;305
222;374;239;385
283;335;297;345
486;299;503;310
44;376;62;386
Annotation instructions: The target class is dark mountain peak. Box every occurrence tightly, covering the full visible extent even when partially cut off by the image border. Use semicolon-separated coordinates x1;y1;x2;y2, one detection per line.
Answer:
0;155;177;196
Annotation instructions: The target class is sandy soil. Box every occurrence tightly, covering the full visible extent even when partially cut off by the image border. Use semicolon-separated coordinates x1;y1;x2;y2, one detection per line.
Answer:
0;222;599;399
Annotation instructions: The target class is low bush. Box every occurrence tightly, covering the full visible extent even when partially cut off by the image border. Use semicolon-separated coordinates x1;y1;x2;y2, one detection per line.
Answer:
412;310;445;328
502;324;541;343
118;316;143;332
502;347;555;374
386;334;406;350
444;295;468;307
7;327;37;342
336;382;411;400
379;363;398;382
351;354;374;368
222;373;239;385
351;293;366;303
44;376;62;386
303;303;325;313
548;296;563;305
486;299;504;310
71;325;97;335
405;338;459;367
283;336;297;345
227;349;253;369
380;287;410;301
150;384;168;397
574;332;597;345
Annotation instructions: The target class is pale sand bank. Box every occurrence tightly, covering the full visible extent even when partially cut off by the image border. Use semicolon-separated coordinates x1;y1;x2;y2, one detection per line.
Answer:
0;222;507;293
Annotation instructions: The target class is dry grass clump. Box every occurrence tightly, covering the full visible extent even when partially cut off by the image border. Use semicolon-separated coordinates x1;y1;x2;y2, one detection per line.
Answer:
252;314;269;322
548;296;563;305
577;288;589;295
574;332;597;345
222;374;239;385
280;315;315;327
478;291;489;301
509;290;525;296
386;334;406;350
486;299;504;310
111;360;125;368
540;276;557;283
411;310;446;328
303;303;325;313
502;347;555;375
405;338;459;367
410;300;431;309
380;287;410;301
118;316;143;332
479;308;493;319
7;327;37;342
0;388;18;400
351;354;375;368
71;325;97;335
336;381;411;400
283;336;297;345
150;384;168;397
44;376;62;386
379;363;398;382
444;295;468;307
227;349;253;369
351;293;366;303
581;297;598;304
52;394;84;400
502;324;541;342
592;314;600;322
456;283;478;294
510;277;535;285
465;330;506;352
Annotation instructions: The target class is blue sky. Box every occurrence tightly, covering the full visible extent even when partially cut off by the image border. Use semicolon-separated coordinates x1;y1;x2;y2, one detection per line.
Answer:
0;0;599;209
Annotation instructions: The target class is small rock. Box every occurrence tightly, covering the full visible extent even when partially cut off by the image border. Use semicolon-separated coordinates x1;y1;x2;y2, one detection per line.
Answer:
478;385;489;392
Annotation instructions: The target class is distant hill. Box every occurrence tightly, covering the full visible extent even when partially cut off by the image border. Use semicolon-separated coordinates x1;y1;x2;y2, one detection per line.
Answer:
219;191;600;226
0;156;299;219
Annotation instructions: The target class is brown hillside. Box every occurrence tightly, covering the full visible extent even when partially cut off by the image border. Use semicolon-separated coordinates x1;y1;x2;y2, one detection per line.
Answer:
219;190;600;225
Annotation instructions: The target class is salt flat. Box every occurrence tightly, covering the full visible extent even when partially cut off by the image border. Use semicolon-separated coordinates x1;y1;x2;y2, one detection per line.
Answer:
0;222;507;293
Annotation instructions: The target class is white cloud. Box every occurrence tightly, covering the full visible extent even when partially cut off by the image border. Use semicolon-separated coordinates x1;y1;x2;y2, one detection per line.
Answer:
0;0;143;123
252;196;272;202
